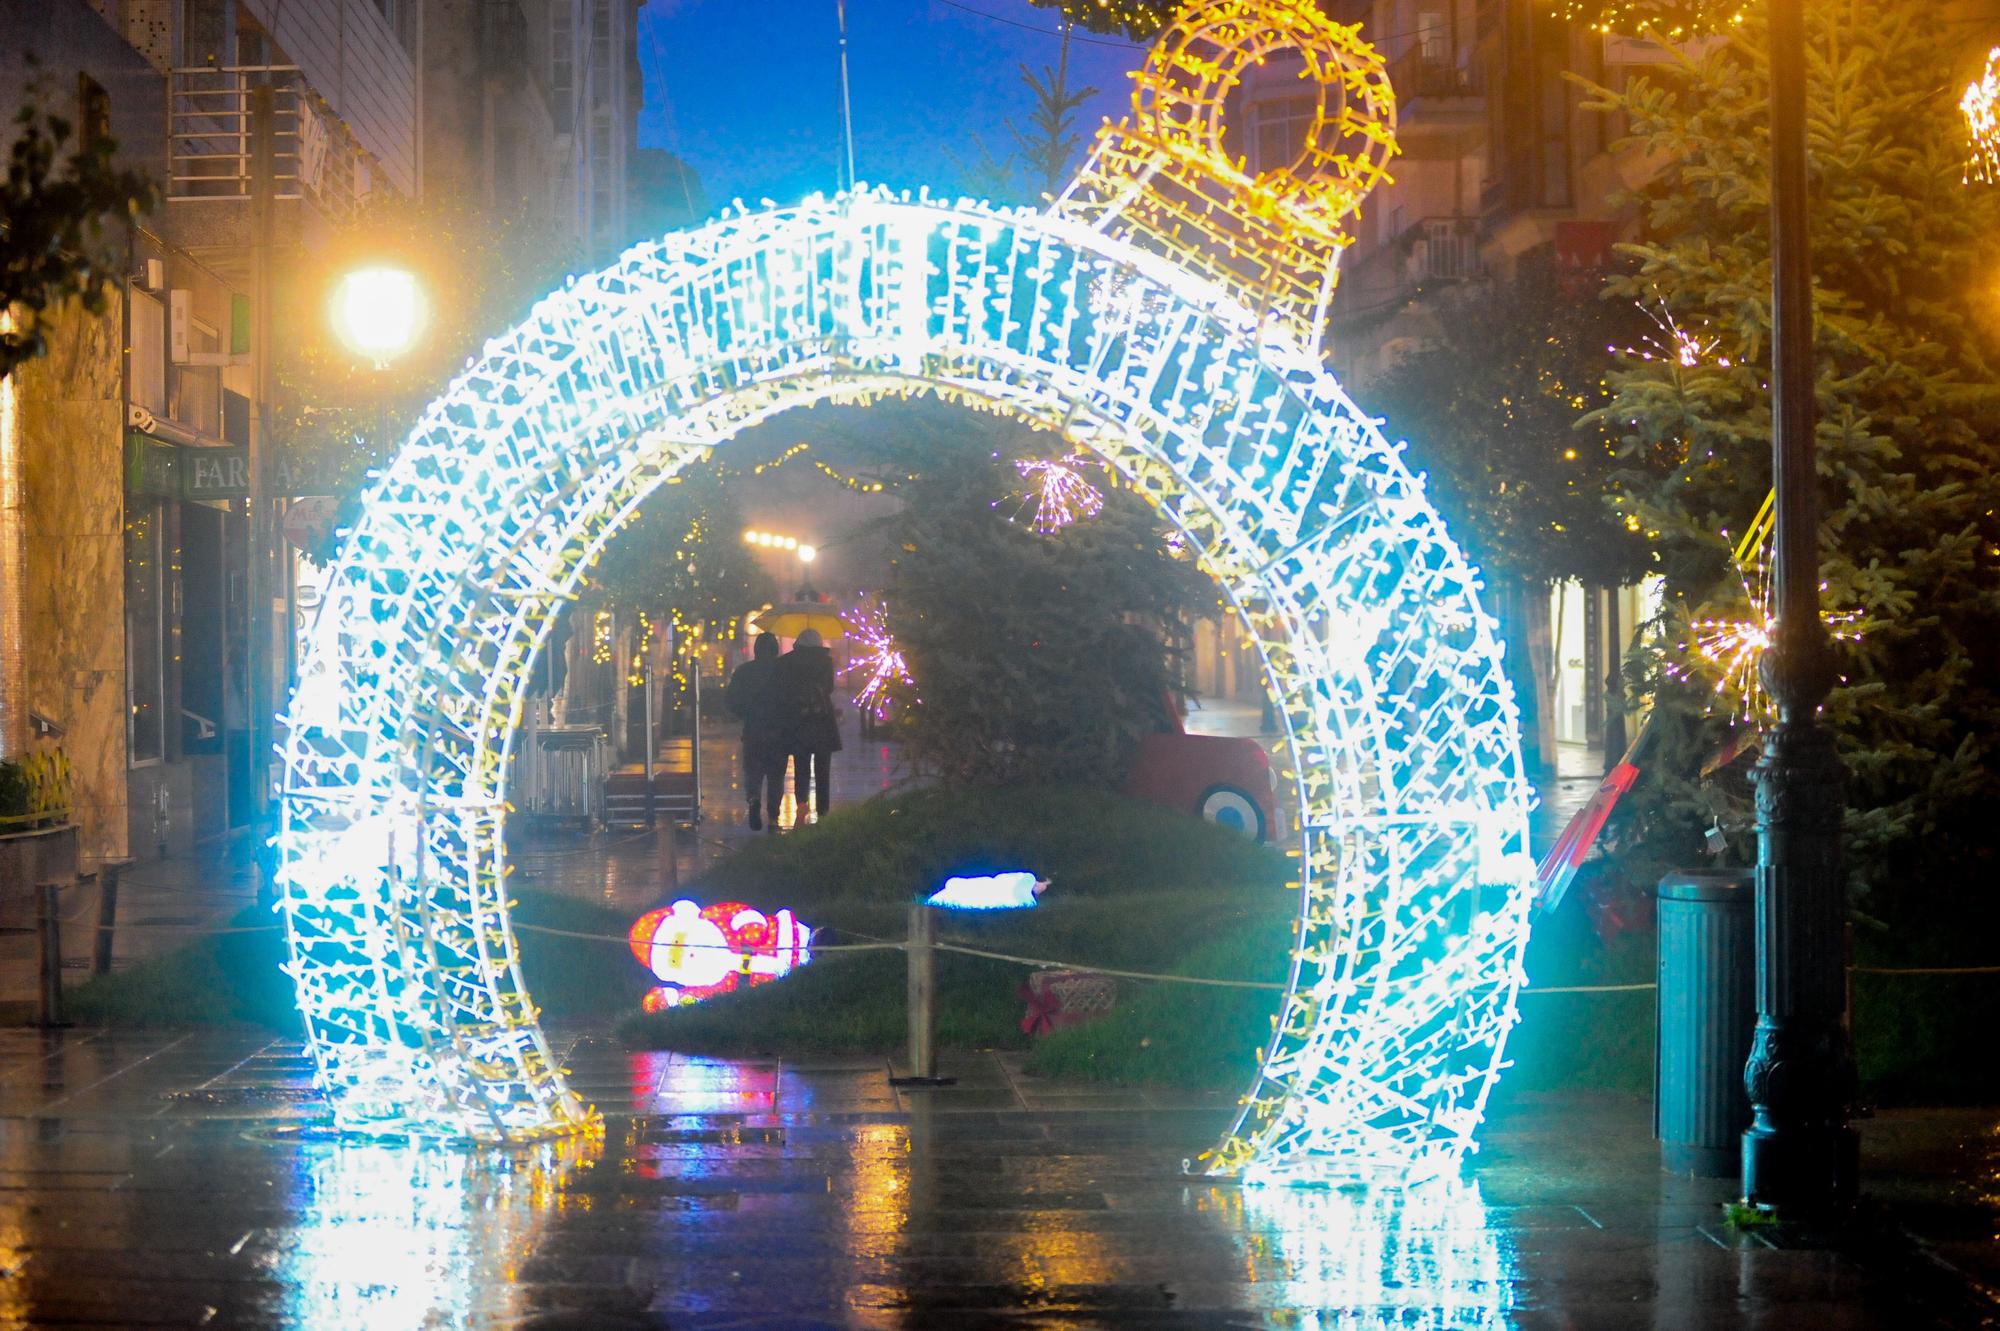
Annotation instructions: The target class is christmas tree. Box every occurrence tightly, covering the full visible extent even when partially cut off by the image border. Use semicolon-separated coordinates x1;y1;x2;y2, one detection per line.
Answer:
1586;0;2000;940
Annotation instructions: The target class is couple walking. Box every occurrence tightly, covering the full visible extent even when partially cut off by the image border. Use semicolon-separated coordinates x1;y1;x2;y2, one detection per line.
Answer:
725;628;843;830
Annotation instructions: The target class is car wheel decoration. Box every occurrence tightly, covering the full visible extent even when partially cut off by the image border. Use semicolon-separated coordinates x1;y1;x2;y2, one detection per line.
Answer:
1198;784;1266;841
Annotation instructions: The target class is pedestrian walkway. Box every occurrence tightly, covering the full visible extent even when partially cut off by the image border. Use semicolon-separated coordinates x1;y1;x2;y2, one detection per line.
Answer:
0;1026;1990;1327
506;707;914;912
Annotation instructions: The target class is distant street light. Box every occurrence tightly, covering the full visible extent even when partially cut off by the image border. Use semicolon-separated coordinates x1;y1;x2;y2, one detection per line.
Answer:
797;544;817;564
329;266;427;367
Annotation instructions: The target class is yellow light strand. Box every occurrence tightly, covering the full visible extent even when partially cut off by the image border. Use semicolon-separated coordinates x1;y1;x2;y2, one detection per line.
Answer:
1965;48;2000;185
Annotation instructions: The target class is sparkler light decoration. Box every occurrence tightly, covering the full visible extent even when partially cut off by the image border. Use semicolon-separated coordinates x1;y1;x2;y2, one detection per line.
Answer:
1013;454;1106;534
1670;574;1862;723
1966;48;2000;185
842;598;915;723
277;0;1535;1183
1616;301;1733;371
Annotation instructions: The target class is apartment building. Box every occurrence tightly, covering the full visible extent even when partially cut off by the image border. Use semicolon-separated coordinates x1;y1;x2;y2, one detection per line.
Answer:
533;0;644;262
1314;0;1680;759
4;0;645;865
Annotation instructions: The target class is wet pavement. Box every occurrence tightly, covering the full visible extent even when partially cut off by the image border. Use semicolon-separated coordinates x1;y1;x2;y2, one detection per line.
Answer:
0;1028;1992;1328
7;727;1989;1326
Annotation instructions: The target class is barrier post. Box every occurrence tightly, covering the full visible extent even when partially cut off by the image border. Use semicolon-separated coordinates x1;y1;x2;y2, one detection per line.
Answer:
889;902;954;1086
92;863;124;976
37;881;66;1028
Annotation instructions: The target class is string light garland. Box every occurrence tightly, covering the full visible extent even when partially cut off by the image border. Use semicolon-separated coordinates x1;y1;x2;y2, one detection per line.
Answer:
1031;0;1176;39
276;0;1533;1183
1551;1;1743;40
842;597;916;723
1965;48;2000;185
1012;454;1107;533
749;442;811;476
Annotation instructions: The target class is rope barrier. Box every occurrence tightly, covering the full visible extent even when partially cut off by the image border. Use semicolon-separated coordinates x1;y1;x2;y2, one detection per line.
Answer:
1521;982;1657;994
931;940;1288;990
46;895;2000;985
510;921;901;953
1852;964;2000;976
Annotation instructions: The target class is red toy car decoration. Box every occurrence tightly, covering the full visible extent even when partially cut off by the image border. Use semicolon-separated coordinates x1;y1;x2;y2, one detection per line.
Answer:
1118;705;1280;842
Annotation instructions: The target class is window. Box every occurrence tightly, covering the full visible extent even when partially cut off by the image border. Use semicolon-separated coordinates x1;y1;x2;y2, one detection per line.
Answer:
126;500;167;764
1418;10;1448;61
130;289;166;418
591;0;614;98
76;74;110;152
550;7;574;131
172;318;220;437
1247;94;1317;175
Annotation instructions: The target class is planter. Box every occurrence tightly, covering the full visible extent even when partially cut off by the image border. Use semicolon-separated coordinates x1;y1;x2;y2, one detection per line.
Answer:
0;822;79;917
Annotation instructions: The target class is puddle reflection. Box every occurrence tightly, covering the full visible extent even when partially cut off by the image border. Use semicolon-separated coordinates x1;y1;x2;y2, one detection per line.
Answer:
277;1133;600;1329
1203;1178;1514;1327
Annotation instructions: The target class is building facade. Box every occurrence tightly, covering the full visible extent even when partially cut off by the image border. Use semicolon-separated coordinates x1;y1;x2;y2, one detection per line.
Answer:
531;0;643;262
4;0;645;867
1315;0;1685;761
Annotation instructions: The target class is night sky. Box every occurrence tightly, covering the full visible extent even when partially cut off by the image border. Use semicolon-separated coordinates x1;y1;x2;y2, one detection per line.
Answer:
635;1;1151;210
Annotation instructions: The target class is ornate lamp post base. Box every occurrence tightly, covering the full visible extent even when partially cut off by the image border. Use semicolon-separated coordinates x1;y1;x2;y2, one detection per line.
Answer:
1741;648;1858;1211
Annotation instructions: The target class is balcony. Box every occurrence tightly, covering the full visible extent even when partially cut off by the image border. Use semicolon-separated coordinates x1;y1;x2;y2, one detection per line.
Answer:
167;66;377;220
1415;216;1482;281
1390;49;1485;104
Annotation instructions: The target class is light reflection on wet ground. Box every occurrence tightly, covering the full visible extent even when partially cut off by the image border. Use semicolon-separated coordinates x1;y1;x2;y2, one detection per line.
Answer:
0;1028;1989;1328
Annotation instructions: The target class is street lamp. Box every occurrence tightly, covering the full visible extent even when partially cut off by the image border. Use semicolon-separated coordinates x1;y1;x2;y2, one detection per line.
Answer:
329;266;427;367
797;544;817;565
1743;0;1857;1213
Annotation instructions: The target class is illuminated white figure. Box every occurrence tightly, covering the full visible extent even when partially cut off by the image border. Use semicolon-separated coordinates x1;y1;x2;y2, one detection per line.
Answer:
277;0;1535;1179
927;872;1048;910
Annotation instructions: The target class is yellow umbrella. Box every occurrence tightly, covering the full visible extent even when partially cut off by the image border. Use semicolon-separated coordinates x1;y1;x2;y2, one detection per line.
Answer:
752;603;847;641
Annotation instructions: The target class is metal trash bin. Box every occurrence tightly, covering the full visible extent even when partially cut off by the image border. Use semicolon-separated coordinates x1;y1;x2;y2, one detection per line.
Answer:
1655;869;1755;1176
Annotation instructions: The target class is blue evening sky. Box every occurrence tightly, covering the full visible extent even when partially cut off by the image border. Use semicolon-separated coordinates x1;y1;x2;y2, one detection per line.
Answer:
635;1;1151;209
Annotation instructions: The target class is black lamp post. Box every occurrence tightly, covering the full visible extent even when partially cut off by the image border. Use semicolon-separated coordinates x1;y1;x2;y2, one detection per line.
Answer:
1741;0;1859;1212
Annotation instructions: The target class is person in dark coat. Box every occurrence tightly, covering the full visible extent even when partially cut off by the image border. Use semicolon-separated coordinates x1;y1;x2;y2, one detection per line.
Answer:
724;633;785;831
776;627;843;821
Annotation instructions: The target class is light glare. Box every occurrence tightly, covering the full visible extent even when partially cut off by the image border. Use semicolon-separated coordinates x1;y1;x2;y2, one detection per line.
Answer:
329;266;426;364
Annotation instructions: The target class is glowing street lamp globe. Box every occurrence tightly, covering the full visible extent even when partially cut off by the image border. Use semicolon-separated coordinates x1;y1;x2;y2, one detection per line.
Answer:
329;266;427;365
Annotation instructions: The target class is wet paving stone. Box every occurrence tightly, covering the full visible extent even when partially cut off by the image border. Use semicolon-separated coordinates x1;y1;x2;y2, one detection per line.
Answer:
0;1032;1988;1327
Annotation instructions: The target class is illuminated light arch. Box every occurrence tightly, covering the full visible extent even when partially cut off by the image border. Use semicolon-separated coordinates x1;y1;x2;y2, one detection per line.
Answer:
280;0;1536;1179
278;189;1534;1176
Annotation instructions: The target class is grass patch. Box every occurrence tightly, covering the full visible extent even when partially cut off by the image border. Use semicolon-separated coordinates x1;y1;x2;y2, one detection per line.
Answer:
1020;907;1293;1087
621;784;1293;1056
1494;891;1656;1100
625;788;1670;1096
689;784;1290;913
620;890;1292;1056
66;886;649;1031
